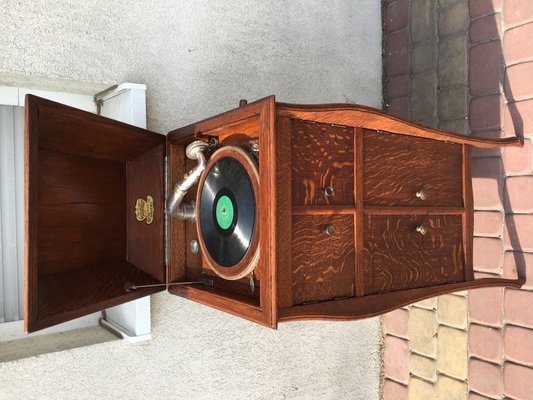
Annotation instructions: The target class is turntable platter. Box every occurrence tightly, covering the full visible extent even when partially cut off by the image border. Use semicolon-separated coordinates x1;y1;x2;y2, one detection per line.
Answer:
196;146;260;280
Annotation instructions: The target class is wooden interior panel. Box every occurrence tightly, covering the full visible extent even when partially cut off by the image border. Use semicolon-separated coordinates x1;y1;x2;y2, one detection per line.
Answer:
25;95;166;332
37;150;125;275
292;214;355;304
291;119;354;205
202;115;260;143
126;143;165;282
167;143;187;283
34;262;161;332
363;129;463;207
362;214;464;295
36;98;164;162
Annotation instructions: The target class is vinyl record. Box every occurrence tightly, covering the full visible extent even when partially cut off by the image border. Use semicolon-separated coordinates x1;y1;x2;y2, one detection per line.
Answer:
196;146;260;280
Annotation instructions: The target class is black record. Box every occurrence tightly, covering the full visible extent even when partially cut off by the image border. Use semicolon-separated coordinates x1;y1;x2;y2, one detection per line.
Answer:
199;156;256;267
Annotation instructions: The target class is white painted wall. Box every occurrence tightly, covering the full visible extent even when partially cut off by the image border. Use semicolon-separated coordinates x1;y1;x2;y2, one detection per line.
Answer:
0;1;382;399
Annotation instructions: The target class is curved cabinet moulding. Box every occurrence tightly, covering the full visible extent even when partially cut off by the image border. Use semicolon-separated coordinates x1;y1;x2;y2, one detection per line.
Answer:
277;102;523;149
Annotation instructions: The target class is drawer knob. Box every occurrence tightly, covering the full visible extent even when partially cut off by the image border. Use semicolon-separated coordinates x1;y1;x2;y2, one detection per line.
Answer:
324;224;335;236
416;223;429;236
416;189;427;201
323;186;334;197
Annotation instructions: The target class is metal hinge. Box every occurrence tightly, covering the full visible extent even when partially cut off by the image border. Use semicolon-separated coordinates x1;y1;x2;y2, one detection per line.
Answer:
93;84;118;115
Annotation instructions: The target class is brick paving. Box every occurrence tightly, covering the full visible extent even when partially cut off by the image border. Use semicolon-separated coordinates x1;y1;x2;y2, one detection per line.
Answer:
382;0;533;399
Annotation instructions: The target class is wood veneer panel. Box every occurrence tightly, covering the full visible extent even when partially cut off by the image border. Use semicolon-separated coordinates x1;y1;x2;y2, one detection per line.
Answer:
126;143;165;282
277;102;523;148
354;128;364;297
37;150;126;276
168;143;188;283
363;129;463;207
363;207;464;215
278;277;525;321
292;205;355;215
362;214;464;295
292;214;355;304
33;262;161;332
25;97;39;332
36;97;164;162
291;119;354;206
276;117;293;308
462;145;474;281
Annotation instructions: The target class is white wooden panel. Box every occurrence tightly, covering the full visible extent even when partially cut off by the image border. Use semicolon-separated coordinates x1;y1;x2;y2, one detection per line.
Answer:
14;106;24;311
0;87;19;106
0;106;21;321
18;88;96;112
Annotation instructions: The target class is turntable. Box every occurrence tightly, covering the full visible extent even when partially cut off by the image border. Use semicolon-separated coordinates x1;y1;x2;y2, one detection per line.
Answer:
24;95;524;332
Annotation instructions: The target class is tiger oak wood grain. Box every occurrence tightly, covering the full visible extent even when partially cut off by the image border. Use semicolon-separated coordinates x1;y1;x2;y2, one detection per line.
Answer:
354;128;364;297
277;102;523;148
275;117;293;308
292;214;355;304
362;214;464;295
462;145;474;281
363;129;464;207
291;119;354;206
278;277;525;321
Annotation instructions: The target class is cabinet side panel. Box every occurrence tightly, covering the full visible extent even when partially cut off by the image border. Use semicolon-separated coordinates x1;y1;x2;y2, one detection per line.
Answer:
275;117;293;309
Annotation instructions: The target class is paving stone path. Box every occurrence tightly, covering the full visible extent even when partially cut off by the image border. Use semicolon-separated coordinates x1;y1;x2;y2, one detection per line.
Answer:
382;0;533;398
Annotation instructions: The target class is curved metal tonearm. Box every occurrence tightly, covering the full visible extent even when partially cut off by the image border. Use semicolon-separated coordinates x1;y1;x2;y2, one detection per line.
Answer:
166;140;209;220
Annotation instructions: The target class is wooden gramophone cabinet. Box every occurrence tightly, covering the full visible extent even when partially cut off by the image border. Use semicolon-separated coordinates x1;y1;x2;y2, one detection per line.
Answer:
24;95;524;332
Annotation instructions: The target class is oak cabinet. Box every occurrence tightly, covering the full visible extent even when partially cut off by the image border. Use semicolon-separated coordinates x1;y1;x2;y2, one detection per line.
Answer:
24;95;524;333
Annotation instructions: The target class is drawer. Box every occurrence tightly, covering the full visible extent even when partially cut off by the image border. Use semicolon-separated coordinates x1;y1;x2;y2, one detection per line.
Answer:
291;119;354;205
362;214;464;295
292;214;355;304
363;130;463;207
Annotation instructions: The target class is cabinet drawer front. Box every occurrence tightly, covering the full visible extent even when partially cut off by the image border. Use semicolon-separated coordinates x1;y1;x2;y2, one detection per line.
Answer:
292;119;354;205
292;214;355;304
362;214;464;295
363;130;463;207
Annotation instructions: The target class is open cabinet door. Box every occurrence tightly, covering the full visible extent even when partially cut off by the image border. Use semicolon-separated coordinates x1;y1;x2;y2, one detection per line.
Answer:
25;95;166;333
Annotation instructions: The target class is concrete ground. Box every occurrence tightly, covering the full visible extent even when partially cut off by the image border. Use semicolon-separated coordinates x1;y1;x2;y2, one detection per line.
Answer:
0;1;382;399
383;0;533;399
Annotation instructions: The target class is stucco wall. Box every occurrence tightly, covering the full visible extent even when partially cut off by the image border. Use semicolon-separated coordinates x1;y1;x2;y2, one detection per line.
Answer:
0;1;382;399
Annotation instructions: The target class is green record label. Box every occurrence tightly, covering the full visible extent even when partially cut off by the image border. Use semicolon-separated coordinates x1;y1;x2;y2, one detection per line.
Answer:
215;195;234;230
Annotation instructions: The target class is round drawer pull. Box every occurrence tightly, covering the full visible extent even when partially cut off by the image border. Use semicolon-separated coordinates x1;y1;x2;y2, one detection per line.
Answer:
416;223;429;236
324;224;335;236
323;186;334;197
416;189;427;201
